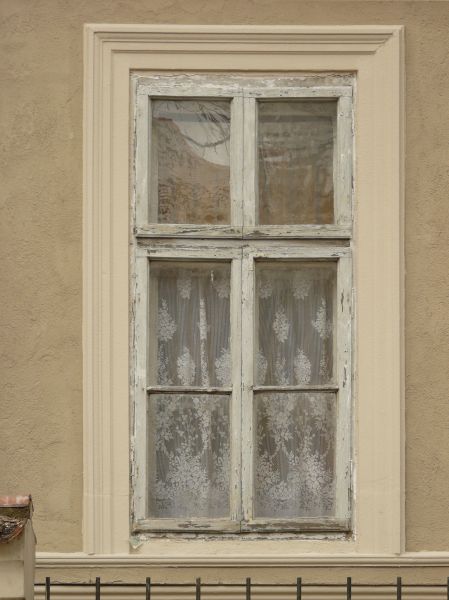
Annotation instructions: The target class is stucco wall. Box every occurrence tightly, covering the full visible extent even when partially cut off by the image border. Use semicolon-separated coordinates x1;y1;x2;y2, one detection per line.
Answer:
1;0;449;554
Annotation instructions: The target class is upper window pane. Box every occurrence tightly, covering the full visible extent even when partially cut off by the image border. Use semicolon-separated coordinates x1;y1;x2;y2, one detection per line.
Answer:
151;100;231;224
257;100;336;225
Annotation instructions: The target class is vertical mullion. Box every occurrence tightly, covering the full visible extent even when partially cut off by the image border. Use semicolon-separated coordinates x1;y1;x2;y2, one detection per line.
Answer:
335;254;352;521
243;96;258;228
241;248;255;522
132;256;149;522
135;91;149;226
230;94;244;229
230;256;243;522
335;94;353;228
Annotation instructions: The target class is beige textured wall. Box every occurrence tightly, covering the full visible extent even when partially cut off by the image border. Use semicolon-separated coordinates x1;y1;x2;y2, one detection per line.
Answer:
1;0;449;554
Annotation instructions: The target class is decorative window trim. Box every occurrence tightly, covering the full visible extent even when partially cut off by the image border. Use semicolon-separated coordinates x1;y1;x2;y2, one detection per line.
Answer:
83;24;404;557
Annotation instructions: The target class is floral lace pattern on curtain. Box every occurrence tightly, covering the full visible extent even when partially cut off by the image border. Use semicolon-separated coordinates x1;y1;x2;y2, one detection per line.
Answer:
147;262;232;518
254;262;336;518
256;262;336;386
255;392;336;518
151;262;231;388
148;394;230;518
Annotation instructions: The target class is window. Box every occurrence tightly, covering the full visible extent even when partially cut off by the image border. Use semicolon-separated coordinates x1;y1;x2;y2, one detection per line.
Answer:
131;74;353;534
84;24;403;557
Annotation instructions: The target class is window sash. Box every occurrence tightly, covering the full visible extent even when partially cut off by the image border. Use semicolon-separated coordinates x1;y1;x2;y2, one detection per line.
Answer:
240;246;352;530
132;248;243;532
132;74;353;534
134;75;353;238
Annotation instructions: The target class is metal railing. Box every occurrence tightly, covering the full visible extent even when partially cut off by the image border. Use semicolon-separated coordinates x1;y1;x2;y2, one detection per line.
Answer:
35;577;449;599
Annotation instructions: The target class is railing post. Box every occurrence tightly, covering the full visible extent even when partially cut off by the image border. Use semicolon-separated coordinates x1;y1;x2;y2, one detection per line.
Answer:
246;578;251;600
146;577;152;600
447;576;449;600
396;577;402;600
346;577;352;600
296;577;302;600
45;576;50;600
95;576;101;600
196;578;201;600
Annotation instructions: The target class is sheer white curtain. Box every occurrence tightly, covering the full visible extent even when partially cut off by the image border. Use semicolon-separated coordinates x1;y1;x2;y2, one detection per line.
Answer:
148;262;231;518
255;263;336;518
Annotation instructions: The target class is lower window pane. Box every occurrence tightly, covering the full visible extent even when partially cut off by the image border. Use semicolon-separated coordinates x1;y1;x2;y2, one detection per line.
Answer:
147;394;230;519
254;392;336;519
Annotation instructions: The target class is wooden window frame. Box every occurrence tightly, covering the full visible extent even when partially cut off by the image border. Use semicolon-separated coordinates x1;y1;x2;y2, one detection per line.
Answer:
82;24;404;559
132;75;353;534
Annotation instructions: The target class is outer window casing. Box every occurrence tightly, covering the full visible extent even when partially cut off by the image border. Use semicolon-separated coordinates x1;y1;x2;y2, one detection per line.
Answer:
83;25;404;559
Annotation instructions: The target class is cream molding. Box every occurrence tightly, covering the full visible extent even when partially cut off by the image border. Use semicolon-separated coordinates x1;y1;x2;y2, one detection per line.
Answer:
85;23;402;54
36;552;449;568
84;23;404;556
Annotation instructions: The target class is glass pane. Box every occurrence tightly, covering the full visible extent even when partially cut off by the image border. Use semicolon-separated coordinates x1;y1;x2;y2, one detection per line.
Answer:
254;392;336;518
256;262;335;386
152;100;231;224
151;262;231;387
148;394;230;518
258;100;336;225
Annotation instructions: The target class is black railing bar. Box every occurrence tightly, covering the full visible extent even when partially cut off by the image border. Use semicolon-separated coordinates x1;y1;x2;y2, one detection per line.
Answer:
397;577;402;600
196;577;201;600
296;576;302;600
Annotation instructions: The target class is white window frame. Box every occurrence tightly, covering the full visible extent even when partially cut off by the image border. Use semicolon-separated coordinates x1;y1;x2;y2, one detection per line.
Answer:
132;75;353;534
82;24;404;560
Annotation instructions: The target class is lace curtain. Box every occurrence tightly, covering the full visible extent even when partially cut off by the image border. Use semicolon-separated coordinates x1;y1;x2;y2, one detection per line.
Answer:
148;262;231;518
255;263;336;517
256;262;335;386
146;260;336;520
148;394;230;518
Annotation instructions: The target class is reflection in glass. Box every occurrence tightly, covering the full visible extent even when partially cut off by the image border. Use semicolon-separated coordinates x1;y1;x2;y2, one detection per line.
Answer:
152;100;231;224
258;100;336;225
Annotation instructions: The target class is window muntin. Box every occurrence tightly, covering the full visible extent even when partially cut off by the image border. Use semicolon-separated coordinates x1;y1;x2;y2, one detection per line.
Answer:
132;74;353;534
